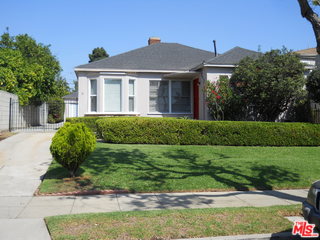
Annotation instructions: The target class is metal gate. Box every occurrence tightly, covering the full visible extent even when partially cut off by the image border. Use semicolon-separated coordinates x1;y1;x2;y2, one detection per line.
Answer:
9;99;78;132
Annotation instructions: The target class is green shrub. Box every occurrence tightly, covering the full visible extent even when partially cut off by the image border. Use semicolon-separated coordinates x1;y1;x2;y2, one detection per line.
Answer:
50;122;96;177
66;117;103;136
307;69;320;104
47;97;65;123
96;117;320;146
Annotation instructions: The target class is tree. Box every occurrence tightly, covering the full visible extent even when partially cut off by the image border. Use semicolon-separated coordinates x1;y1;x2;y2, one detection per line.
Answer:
51;75;70;98
297;0;320;54
89;47;109;63
72;79;78;92
307;68;320;102
230;49;306;121
0;32;64;104
0;47;45;105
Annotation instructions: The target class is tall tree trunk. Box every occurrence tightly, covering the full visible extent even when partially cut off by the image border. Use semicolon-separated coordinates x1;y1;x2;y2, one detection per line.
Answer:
297;0;320;55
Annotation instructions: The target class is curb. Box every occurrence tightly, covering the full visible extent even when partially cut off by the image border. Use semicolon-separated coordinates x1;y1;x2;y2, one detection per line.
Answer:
34;187;309;197
175;232;305;240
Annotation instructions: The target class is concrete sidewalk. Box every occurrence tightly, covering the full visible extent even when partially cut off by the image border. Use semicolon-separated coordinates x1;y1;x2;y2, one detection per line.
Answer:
0;189;307;239
0;189;307;219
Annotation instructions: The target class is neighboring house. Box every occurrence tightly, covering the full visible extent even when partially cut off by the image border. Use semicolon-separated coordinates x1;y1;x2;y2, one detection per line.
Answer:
74;37;260;120
295;47;320;112
295;47;317;76
62;92;78;118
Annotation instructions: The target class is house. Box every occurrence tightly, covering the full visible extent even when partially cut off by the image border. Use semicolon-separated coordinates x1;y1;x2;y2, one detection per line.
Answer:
294;47;317;76
74;37;260;120
295;47;320;112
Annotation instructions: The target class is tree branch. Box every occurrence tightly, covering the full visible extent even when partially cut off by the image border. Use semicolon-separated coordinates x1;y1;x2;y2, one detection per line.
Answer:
298;0;320;54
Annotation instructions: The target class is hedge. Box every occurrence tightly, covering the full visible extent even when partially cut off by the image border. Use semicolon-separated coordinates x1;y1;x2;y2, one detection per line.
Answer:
66;117;104;136
96;117;320;146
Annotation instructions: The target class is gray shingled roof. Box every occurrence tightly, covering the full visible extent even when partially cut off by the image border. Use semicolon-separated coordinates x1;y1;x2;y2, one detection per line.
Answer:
63;91;78;99
76;43;215;71
205;46;261;65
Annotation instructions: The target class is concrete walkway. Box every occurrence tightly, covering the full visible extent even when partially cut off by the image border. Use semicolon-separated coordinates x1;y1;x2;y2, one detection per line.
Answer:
0;132;309;239
0;132;53;196
0;133;54;240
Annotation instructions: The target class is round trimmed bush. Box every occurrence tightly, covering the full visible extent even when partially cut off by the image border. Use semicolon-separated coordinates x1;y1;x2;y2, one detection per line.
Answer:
50;122;96;177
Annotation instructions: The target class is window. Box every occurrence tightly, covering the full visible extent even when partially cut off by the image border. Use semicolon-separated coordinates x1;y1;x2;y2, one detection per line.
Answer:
149;81;169;112
219;75;229;79
171;81;191;113
149;80;191;113
129;79;135;112
90;79;97;112
104;79;121;112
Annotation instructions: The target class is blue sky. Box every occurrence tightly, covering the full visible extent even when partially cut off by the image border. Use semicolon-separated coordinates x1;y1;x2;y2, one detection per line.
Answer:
0;0;316;87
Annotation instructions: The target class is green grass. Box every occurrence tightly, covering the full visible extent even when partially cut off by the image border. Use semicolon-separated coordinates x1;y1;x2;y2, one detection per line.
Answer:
45;205;301;240
39;143;320;193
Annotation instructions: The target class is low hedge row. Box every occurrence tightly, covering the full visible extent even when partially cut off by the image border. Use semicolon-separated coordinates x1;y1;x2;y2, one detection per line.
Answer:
66;117;104;136
95;117;320;146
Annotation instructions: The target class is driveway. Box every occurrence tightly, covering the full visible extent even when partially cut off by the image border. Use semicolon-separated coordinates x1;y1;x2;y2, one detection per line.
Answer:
0;132;54;240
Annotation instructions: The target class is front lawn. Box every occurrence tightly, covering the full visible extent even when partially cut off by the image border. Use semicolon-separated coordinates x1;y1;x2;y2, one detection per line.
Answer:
45;205;300;240
39;143;320;194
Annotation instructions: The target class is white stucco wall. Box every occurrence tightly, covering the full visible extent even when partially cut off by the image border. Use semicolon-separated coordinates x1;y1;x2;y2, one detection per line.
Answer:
0;90;18;131
198;66;234;120
77;71;194;118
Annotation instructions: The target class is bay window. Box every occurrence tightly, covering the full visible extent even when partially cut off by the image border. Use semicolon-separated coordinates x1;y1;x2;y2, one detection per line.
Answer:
149;80;191;113
104;79;122;112
90;79;97;112
129;79;135;112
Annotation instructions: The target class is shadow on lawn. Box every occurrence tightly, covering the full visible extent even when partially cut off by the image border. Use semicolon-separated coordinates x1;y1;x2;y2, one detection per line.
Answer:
55;146;300;192
41;146;305;211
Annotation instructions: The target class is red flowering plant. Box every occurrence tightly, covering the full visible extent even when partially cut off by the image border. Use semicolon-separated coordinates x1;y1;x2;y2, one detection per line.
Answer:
205;76;233;120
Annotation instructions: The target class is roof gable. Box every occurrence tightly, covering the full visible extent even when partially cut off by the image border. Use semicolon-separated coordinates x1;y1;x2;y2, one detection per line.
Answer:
294;47;317;55
63;92;78;99
205;46;261;65
76;43;215;71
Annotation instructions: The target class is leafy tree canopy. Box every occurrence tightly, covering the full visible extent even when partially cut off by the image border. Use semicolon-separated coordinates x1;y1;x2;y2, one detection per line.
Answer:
229;48;306;121
51;75;70;98
0;32;67;104
89;47;109;63
307;68;320;103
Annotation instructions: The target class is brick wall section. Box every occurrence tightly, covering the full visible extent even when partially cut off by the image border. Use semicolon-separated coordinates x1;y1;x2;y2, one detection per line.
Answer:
0;90;18;131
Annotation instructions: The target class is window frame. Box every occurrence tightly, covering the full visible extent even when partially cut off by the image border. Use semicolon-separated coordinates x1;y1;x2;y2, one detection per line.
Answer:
171;80;192;113
128;79;136;112
148;79;192;114
89;79;97;112
103;78;122;112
